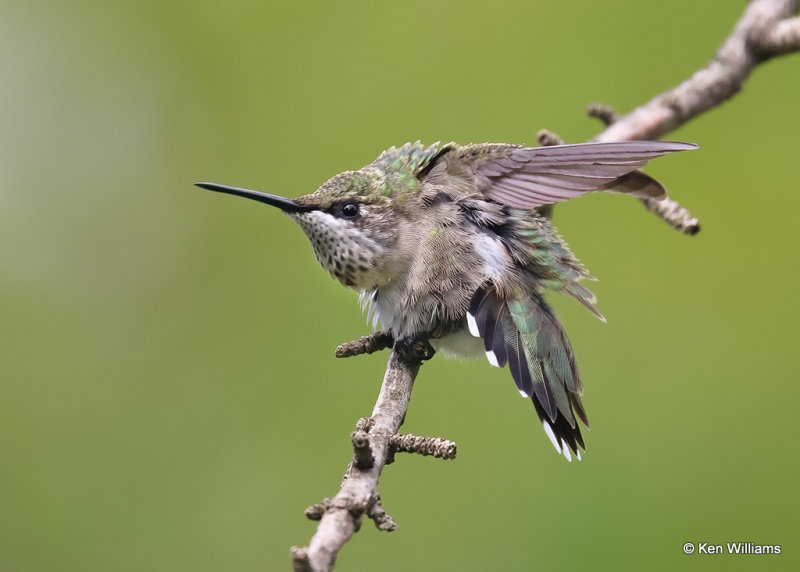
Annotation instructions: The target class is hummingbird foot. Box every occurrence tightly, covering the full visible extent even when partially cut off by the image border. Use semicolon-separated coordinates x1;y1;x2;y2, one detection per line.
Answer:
393;335;436;363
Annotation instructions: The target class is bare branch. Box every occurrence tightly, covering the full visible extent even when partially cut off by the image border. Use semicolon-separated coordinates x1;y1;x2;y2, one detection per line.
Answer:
335;332;393;358
639;197;701;236
294;344;434;571
290;547;312;572
754;16;800;54
351;423;375;470
366;494;399;532
302;500;330;521
536;129;564;147
389;433;458;460
597;0;798;143
594;0;799;232
586;103;620;127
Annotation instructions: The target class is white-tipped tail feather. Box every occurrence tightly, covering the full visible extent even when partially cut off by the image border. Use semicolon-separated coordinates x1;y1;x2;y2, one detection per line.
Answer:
542;421;561;454
466;312;480;337
561;439;572;462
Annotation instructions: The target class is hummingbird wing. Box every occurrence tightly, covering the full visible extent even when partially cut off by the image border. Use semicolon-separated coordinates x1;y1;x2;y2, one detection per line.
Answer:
468;284;588;461
464;140;697;208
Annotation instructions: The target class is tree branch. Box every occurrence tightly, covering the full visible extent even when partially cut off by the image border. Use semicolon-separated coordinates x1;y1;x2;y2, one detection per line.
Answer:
290;1;800;569
755;16;800;54
334;332;393;358
590;0;798;234
291;340;447;572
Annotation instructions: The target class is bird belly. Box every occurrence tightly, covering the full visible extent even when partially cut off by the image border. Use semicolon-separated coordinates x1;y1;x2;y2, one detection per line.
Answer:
363;228;510;357
430;327;486;360
363;286;484;359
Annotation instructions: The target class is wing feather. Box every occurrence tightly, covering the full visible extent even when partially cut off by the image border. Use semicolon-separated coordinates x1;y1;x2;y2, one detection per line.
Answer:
462;140;697;209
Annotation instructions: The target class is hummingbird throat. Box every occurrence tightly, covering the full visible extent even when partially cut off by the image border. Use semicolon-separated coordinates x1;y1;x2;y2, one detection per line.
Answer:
289;211;384;288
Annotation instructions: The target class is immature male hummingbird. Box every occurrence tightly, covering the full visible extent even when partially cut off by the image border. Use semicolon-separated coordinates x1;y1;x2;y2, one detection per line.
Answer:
197;139;695;461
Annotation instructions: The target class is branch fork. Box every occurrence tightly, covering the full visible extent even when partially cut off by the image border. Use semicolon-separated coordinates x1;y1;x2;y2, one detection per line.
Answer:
291;335;455;572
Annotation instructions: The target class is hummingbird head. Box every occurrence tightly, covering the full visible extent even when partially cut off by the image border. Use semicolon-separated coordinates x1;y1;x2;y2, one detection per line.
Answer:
197;142;451;289
196;168;413;289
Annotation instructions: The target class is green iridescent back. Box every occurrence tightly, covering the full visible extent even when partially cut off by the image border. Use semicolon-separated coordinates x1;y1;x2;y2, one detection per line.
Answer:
367;141;454;200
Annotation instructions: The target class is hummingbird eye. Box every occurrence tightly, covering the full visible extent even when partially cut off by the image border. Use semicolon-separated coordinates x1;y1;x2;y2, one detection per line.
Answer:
339;201;360;219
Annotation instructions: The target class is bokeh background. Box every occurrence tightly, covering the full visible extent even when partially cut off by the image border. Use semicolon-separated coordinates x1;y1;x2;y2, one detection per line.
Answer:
2;1;798;570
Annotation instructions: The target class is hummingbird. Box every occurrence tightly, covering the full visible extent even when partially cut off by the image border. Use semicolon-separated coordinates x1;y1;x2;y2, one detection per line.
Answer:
197;139;696;461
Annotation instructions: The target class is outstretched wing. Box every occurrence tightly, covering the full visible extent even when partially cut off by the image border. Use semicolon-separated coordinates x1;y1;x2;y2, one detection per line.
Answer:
467;284;589;461
460;140;697;209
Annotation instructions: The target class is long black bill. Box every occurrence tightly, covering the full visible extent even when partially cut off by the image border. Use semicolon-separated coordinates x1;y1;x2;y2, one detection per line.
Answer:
195;182;314;213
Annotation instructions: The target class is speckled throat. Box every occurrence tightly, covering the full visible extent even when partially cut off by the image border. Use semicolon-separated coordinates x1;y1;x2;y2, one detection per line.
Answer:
289;211;385;288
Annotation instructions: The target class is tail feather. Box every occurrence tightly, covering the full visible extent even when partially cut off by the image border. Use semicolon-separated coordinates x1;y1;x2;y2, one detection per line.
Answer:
507;329;534;399
490;310;509;367
469;287;508;367
537;398;586;458
468;284;589;460
565;283;606;323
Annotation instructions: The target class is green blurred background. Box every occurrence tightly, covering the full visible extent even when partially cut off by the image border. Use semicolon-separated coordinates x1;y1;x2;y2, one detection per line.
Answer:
2;1;798;570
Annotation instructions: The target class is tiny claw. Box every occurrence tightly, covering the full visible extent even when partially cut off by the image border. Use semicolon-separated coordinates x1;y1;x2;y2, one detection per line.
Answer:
393;335;436;363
